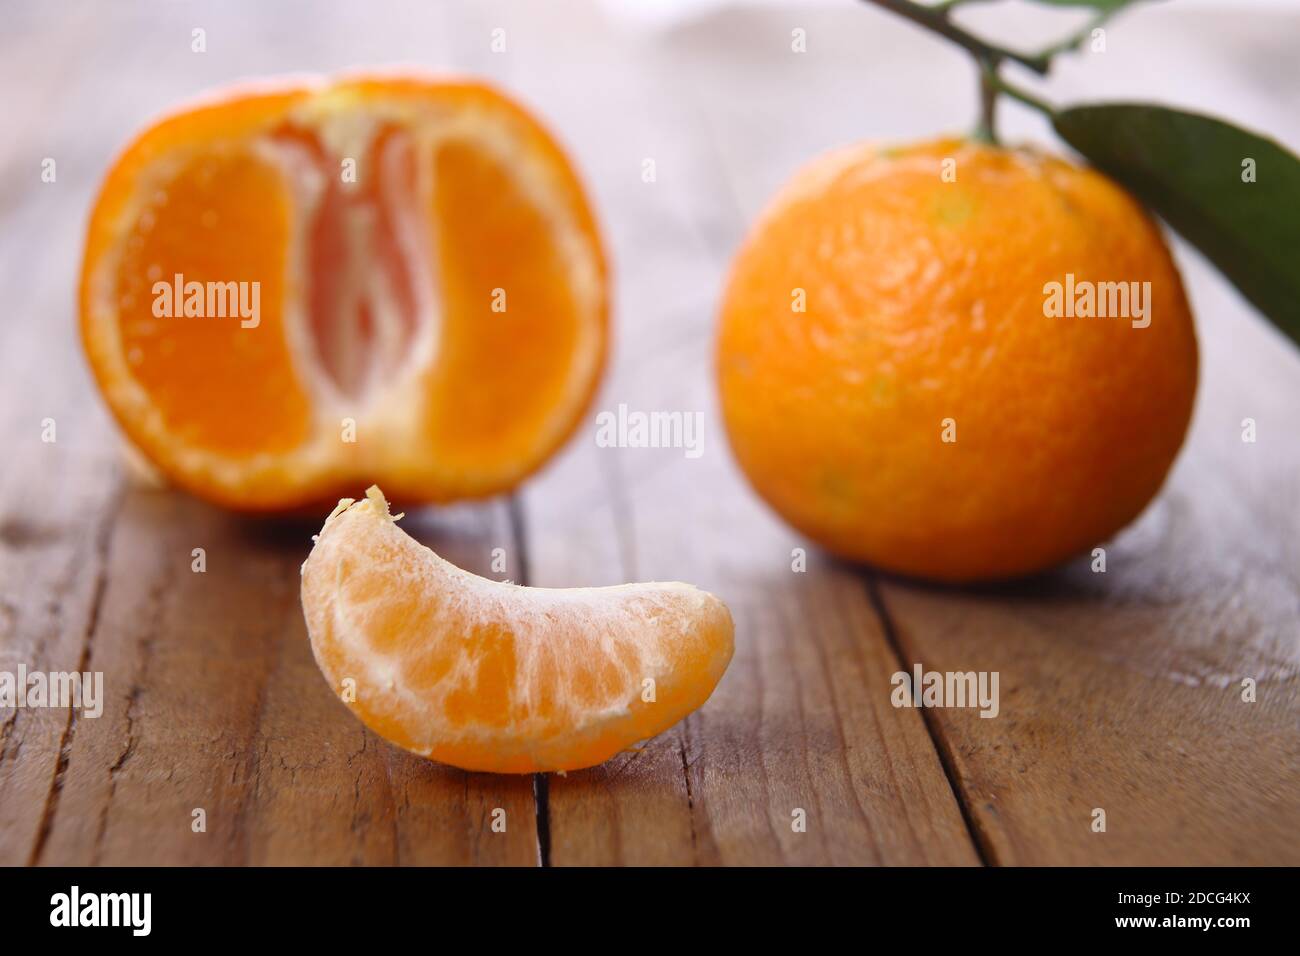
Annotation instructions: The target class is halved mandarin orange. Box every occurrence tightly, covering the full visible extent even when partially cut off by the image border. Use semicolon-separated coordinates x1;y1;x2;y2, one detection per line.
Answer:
80;75;607;511
301;487;735;773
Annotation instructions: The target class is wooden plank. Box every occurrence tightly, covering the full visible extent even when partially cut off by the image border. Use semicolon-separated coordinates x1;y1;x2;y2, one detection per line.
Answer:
485;0;979;865
669;2;1300;864
0;303;121;866
874;268;1300;865
1;0;542;865
0;9;126;865
34;494;539;865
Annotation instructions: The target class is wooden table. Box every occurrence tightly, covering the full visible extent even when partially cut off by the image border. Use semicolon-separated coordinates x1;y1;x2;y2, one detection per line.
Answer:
2;0;1297;866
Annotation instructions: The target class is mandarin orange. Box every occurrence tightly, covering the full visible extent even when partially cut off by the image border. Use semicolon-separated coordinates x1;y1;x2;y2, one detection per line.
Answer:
717;138;1198;582
81;74;606;511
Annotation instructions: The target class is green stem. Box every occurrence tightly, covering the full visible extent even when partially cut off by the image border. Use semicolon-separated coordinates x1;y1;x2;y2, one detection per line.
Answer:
859;0;1050;75
861;0;1097;140
1032;10;1114;63
933;0;998;12
973;58;1000;144
990;73;1057;119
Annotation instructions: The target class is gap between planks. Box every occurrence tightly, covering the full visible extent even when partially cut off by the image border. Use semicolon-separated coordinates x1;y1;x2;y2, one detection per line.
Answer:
863;574;996;866
507;493;552;868
26;481;125;866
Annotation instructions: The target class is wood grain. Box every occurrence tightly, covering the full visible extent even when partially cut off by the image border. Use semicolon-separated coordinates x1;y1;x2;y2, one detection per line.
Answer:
487;0;979;865
667;2;1300;865
0;6;126;862
1;0;542;866
873;269;1300;865
29;495;539;865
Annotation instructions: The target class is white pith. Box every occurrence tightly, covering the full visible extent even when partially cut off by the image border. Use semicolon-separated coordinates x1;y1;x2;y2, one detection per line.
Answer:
85;84;605;500
300;488;734;772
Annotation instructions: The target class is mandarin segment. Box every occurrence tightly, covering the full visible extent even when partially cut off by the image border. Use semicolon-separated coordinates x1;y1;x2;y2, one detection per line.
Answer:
425;138;588;471
300;487;734;773
114;149;309;456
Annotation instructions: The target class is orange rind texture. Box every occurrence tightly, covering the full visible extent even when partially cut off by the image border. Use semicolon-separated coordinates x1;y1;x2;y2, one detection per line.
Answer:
717;138;1198;582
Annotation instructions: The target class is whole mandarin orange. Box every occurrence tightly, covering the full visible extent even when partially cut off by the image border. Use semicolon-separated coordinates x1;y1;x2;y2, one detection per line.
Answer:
717;138;1197;582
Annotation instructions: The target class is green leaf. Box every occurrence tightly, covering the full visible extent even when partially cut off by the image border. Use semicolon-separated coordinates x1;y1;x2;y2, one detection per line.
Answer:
1053;103;1300;343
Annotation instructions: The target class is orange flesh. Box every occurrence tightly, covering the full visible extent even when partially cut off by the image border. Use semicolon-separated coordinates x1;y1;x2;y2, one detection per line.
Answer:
331;560;568;732
426;139;582;467
114;151;311;456
302;489;734;773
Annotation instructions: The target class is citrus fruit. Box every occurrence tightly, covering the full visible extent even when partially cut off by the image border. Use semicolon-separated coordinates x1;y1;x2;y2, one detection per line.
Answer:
300;487;734;773
717;138;1198;582
80;74;607;511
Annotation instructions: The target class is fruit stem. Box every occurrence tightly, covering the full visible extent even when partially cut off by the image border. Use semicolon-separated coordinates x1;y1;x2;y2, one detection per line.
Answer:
860;0;1050;76
989;71;1056;119
932;0;998;14
861;0;1091;140
973;58;1000;145
1031;10;1114;64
